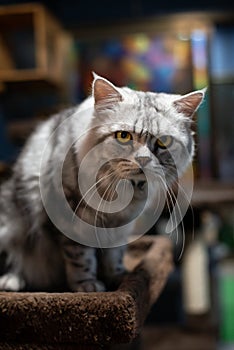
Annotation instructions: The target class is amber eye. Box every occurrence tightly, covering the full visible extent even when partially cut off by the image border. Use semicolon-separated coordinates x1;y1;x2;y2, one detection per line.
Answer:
115;131;132;144
156;135;173;149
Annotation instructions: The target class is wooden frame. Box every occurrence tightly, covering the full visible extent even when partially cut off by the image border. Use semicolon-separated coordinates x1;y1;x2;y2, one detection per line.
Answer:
0;3;72;87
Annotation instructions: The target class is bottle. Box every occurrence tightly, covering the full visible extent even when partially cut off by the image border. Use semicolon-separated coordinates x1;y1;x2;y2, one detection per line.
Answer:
182;232;211;331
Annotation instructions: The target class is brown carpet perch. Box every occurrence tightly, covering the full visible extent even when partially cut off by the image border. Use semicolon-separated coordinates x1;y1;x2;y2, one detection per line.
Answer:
0;235;174;349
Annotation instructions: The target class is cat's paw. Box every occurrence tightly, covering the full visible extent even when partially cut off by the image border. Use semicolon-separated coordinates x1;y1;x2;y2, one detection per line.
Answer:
72;280;105;292
0;273;25;291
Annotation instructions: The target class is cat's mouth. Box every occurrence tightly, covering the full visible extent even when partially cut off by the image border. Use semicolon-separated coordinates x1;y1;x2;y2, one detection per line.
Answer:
130;179;147;191
97;160;146;185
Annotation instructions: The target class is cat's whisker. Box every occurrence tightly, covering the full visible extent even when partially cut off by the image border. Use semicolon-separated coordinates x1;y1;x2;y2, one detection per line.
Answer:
94;174;119;247
72;171;115;221
148;166;187;256
78;176;113;225
157;175;178;234
167;185;186;260
107;175;132;244
99;173;121;244
168;179;190;260
94;176;113;228
72;186;102;224
157;174;185;260
170;177;195;243
103;173;121;211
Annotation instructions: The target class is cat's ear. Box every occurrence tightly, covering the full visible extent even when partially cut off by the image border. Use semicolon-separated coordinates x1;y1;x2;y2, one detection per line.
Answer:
92;73;123;111
173;88;206;117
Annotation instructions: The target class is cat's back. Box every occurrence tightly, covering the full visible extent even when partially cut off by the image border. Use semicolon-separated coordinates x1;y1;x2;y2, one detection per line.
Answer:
15;98;94;175
16;106;75;173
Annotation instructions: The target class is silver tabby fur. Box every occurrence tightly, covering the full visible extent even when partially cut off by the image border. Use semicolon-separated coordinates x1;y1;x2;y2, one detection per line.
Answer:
0;74;205;292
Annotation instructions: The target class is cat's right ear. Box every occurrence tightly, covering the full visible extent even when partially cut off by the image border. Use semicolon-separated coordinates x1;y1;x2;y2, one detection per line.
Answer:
92;73;123;111
173;88;206;118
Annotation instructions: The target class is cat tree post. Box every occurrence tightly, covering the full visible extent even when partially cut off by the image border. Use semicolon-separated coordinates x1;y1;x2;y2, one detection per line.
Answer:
0;235;174;349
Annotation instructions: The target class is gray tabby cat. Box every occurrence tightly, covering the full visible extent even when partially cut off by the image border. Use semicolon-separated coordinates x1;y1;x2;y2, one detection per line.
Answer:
0;74;204;292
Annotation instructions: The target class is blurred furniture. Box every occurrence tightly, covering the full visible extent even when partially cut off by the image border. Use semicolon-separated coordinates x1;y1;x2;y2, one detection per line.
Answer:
0;3;76;164
0;3;72;88
192;180;234;206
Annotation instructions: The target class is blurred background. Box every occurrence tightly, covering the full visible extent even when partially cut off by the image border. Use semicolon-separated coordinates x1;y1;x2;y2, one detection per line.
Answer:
0;1;234;349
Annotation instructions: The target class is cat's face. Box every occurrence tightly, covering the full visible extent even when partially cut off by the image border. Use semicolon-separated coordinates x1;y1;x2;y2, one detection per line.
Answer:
81;75;204;197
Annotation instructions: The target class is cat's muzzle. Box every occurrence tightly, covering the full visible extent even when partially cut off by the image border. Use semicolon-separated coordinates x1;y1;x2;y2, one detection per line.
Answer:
131;179;146;191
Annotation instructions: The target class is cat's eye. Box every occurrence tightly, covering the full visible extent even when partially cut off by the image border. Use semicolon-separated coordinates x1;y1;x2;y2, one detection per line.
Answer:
156;135;173;149
115;131;132;144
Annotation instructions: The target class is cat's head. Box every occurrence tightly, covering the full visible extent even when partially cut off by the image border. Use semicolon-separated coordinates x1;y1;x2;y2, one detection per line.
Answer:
80;74;205;195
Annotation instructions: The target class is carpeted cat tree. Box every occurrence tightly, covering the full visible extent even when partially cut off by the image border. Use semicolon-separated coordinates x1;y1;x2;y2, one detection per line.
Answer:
0;235;173;349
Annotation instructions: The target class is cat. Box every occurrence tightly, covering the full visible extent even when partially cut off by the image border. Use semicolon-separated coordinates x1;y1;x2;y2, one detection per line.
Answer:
0;74;205;292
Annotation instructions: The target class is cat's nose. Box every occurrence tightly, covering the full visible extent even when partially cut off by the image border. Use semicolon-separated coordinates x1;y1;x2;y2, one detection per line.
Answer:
135;156;151;167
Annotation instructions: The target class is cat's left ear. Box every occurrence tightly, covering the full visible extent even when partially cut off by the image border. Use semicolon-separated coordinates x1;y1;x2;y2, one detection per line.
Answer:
173;88;206;118
92;73;123;111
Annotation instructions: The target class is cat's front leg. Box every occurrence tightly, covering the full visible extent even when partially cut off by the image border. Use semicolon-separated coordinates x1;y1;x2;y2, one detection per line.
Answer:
98;246;127;290
60;236;105;292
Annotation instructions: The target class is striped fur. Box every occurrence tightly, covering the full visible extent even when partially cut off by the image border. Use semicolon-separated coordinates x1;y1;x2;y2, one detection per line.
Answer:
0;75;204;292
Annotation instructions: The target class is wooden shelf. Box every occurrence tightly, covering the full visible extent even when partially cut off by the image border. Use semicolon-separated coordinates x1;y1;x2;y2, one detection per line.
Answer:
0;68;58;83
211;76;234;85
0;3;73;89
192;180;234;205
